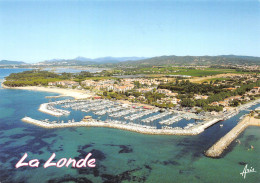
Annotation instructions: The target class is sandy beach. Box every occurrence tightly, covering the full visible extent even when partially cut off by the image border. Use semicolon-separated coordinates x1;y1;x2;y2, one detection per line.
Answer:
1;84;94;99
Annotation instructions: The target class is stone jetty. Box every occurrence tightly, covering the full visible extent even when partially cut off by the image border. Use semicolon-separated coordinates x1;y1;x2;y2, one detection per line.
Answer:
205;114;260;158
38;103;70;117
21;117;220;136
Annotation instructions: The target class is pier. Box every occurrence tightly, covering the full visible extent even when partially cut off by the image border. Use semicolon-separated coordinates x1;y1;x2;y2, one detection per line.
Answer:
205;114;260;158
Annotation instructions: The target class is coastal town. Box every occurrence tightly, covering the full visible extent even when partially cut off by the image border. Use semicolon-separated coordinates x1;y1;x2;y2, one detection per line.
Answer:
45;73;260;113
1;1;260;182
2;68;260;158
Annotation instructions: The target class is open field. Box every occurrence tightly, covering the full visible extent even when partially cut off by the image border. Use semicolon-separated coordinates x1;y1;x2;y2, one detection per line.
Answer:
81;76;116;81
189;73;246;83
137;67;252;77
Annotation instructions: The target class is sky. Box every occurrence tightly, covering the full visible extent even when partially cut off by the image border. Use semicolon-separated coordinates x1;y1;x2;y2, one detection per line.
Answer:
0;0;260;63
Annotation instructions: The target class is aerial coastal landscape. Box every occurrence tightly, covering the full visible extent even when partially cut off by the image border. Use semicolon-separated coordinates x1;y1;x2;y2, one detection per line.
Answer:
0;0;259;183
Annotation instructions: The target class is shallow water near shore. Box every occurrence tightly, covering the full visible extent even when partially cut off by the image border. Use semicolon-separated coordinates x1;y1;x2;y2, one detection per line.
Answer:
0;69;259;183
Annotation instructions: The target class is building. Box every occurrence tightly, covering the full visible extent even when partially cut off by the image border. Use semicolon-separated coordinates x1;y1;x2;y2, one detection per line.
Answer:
194;94;209;100
48;80;79;88
137;88;153;93
157;89;172;94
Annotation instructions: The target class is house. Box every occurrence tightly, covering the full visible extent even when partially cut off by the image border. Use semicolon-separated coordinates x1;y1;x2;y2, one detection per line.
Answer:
157;89;172;94
171;98;179;105
166;92;178;97
194;94;209;100
114;84;134;93
224;88;236;91
250;87;260;94
219;101;228;107
138;96;146;100
48;80;79;88
128;95;136;100
210;102;219;106
137;88;153;93
48;82;56;86
81;80;97;87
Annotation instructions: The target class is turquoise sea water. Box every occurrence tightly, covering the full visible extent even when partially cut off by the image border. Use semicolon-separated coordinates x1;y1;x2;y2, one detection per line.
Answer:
0;69;259;183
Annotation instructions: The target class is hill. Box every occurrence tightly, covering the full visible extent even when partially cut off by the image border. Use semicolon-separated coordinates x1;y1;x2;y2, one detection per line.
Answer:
115;55;260;67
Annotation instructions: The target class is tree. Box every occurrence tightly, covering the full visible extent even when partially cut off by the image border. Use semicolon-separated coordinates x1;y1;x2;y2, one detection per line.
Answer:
181;99;195;107
103;91;108;96
230;100;239;107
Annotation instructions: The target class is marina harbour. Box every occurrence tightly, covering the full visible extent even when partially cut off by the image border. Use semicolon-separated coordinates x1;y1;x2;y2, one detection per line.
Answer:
31;99;209;130
24;98;260;135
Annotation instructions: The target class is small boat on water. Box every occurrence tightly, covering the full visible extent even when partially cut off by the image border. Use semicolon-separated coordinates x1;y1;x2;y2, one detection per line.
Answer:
236;139;241;144
220;124;223;127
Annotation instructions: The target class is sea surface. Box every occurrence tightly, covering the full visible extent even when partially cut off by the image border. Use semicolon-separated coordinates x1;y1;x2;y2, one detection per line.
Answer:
0;69;259;183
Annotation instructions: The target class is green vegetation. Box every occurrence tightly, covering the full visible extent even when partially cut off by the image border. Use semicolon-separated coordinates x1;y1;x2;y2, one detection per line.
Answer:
81;76;115;81
158;79;260;110
3;70;117;87
167;69;233;77
159;80;224;95
114;55;260;67
118;67;249;77
207;81;260;103
101;91;128;100
3;70;62;87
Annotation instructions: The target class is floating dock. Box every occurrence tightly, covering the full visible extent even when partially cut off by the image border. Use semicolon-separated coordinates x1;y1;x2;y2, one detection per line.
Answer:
205;115;260;158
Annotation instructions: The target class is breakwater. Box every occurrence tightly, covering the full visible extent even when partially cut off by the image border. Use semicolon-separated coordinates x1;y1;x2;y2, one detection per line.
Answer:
205;115;260;158
39;103;70;117
21;117;220;135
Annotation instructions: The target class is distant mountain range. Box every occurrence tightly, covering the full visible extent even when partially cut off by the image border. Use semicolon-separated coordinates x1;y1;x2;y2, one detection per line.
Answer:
115;55;260;67
0;60;26;65
40;56;148;65
1;55;259;66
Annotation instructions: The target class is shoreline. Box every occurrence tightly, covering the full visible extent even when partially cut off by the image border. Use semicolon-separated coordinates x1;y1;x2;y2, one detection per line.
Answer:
1;83;94;99
205;114;260;158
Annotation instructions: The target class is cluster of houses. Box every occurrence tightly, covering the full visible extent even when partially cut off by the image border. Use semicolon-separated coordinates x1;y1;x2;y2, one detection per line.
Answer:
210;87;260;107
48;80;80;89
127;88;181;104
212;74;259;87
81;79;135;93
234;65;260;71
80;78;169;93
47;76;259;110
47;78;164;92
123;78;162;86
